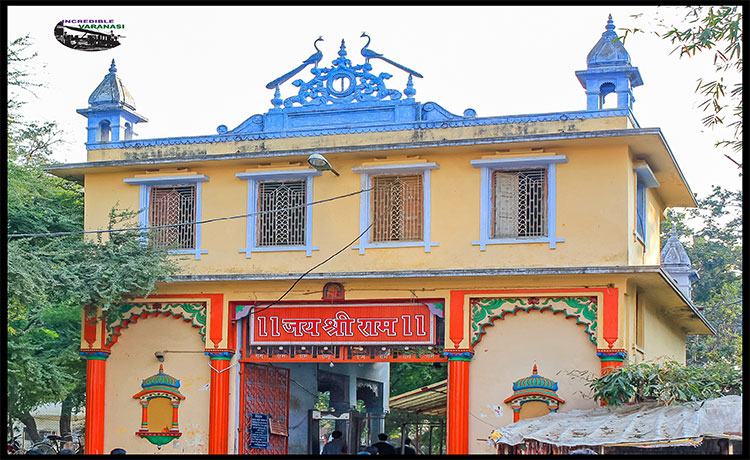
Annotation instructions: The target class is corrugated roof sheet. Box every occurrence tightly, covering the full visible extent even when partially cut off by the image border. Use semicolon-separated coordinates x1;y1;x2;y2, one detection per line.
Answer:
389;379;447;415
489;395;742;448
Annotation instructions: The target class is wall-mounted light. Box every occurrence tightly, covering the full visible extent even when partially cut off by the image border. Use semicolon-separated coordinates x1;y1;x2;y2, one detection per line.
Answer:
308;153;340;176
329;360;335;368
154;351;165;362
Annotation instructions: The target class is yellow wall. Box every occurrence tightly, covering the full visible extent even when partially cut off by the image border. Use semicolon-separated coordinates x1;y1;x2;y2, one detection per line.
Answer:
84;144;641;276
641;298;687;364
104;316;210;454
468;309;602;454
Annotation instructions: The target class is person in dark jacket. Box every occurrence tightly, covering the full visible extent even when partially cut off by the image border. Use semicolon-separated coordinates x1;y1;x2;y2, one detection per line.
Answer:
402;437;417;455
371;433;397;455
322;430;347;455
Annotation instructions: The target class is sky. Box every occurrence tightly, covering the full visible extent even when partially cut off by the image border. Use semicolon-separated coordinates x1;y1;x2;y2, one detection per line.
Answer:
7;5;743;200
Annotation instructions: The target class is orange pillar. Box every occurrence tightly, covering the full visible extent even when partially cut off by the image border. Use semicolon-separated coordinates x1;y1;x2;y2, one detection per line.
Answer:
207;353;232;454
82;351;109;454
596;350;626;406
446;354;471;455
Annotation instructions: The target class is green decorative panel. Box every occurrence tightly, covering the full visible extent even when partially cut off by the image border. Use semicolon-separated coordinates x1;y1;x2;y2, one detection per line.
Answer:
470;297;597;346
106;302;207;347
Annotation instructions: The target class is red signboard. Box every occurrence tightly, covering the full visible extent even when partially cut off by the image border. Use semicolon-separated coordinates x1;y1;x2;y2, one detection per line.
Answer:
249;303;435;345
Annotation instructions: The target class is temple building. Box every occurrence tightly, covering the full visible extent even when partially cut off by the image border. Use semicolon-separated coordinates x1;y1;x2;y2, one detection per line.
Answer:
48;16;712;455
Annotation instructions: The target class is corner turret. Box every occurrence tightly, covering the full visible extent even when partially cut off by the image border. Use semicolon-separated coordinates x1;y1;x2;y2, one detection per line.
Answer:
661;227;699;299
575;15;643;111
77;59;147;144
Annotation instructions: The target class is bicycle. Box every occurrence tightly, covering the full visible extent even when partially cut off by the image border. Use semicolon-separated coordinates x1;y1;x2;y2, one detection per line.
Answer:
30;432;84;455
6;433;22;455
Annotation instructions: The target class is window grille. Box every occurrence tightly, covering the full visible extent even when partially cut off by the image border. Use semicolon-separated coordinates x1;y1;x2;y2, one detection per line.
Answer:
149;185;196;249
492;169;547;238
257;180;306;246
371;174;423;242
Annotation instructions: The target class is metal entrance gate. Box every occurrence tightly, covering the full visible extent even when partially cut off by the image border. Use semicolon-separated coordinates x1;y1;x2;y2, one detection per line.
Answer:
240;363;290;455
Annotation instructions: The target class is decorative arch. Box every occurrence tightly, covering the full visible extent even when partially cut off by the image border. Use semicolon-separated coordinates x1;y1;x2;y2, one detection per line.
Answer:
470;296;597;346
504;364;565;423
105;302;207;348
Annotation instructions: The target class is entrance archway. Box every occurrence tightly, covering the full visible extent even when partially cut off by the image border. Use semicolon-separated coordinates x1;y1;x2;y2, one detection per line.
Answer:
233;299;446;455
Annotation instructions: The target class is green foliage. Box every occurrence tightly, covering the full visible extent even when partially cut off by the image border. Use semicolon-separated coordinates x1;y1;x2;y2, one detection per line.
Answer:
389;362;446;397
622;6;743;161
6;36;179;432
385;363;446;442
590;360;742;406
661;186;742;366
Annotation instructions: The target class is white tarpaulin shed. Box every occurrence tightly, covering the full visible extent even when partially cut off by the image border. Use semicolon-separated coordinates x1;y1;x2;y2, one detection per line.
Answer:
489;395;742;448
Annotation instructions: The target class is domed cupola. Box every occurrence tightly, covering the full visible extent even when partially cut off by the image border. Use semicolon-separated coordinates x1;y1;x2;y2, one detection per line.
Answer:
575;15;643;111
88;59;138;110
504;365;565;423
140;364;183;393
77;59;147;144
661;227;699;299
511;365;558;393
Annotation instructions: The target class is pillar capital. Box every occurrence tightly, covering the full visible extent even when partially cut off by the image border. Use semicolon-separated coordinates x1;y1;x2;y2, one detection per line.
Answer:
80;349;111;360
205;350;234;360
444;348;473;361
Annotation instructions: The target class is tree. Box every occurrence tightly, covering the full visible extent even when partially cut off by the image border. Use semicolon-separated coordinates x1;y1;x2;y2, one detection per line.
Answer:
7;36;179;441
661;186;742;366
622;6;743;165
589;360;741;406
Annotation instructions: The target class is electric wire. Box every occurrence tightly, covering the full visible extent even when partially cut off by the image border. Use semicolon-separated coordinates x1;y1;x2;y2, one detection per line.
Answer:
7;187;372;238
249;205;391;315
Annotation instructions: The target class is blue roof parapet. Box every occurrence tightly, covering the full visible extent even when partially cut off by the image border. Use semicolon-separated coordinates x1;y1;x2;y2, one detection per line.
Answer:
575;15;643;111
227;36;472;136
80;35;641;150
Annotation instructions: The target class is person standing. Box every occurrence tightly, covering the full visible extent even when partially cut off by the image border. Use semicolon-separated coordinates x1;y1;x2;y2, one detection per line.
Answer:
371;433;397;455
322;430;347;455
402;438;417;455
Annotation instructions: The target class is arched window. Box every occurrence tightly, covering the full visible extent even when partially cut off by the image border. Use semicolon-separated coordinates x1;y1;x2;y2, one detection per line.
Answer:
124;122;133;140
99;120;111;142
599;82;617;109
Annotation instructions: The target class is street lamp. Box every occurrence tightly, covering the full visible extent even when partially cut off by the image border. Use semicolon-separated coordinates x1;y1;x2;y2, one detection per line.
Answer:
307;153;340;176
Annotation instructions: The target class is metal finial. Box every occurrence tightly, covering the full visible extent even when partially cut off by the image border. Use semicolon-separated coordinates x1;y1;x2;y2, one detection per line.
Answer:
404;74;416;98
109;59;117;73
338;39;347;57
271;86;282;109
159;363;164;373
606;14;615;31
532;364;538;374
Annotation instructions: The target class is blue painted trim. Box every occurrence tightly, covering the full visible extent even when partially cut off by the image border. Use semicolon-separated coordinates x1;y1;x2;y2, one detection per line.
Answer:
472;155;567;250
352;163;439;254
469;155;567;169
236;169;321;258
125;176;209;260
636;181;647;247
123;174;209;186
84;108;637;150
634;163;660;188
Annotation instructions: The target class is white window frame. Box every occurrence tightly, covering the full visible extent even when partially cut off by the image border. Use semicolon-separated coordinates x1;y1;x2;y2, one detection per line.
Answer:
236;169;321;258
352;162;439;254
633;162;659;248
471;155;567;250
124;174;209;260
